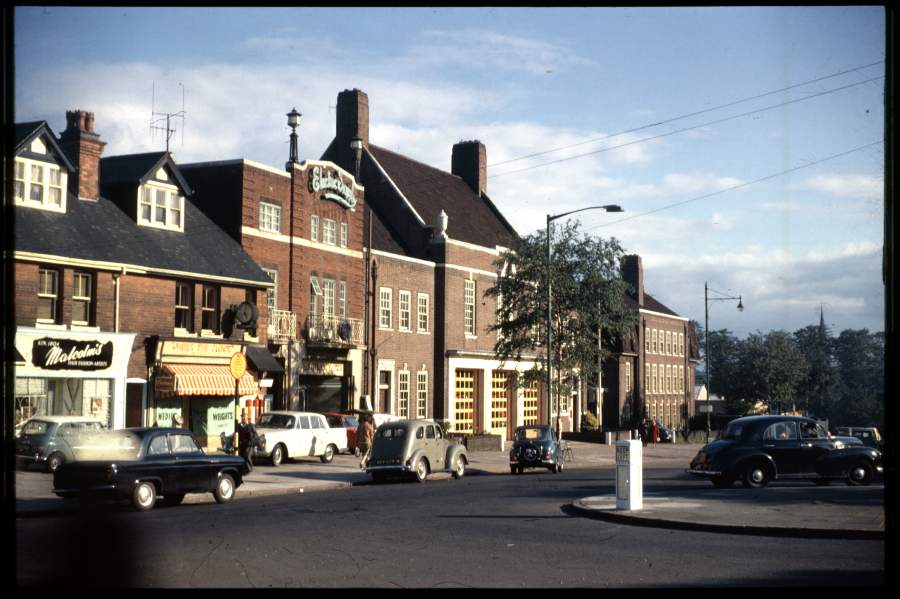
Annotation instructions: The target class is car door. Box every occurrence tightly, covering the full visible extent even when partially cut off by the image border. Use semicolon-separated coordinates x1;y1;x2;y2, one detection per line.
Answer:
798;421;832;475
296;415;313;456
310;415;326;455
170;432;210;492
144;432;177;490
761;421;802;475
425;425;444;470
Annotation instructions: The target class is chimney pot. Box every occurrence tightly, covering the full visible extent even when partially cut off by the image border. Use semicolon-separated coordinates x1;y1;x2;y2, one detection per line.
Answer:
59;109;105;201
451;140;487;195
622;255;644;306
336;89;369;145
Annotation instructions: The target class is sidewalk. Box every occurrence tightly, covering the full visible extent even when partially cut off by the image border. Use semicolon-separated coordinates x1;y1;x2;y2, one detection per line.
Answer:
13;441;885;539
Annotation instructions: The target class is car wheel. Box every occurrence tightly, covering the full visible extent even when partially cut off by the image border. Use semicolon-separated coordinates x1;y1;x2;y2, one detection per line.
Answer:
847;462;873;486
163;493;185;506
414;459;429;483
711;476;733;488
452;455;466;479
741;462;770;488
46;452;64;473
132;481;157;512
271;444;285;467
320;445;336;464
214;474;236;504
557;460;564;473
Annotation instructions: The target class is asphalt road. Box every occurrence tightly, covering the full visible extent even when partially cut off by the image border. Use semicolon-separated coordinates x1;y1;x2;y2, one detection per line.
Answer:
16;467;884;588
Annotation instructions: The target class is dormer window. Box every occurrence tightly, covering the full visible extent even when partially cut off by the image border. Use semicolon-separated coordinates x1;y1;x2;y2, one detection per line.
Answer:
138;182;184;231
13;157;67;213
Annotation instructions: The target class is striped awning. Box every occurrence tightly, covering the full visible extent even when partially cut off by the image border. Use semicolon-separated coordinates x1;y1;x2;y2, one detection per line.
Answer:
156;364;257;398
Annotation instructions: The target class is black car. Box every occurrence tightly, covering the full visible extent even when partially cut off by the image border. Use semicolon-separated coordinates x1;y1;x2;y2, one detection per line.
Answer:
688;415;883;488
53;427;248;511
509;425;565;474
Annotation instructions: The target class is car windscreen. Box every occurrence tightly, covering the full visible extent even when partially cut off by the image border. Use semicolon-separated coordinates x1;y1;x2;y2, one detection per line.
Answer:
22;420;52;435
259;414;295;428
377;426;407;440
71;430;142;461
720;421;744;440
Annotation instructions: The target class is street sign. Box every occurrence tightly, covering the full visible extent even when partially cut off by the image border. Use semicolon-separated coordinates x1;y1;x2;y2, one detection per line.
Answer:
229;352;247;379
699;404;713;413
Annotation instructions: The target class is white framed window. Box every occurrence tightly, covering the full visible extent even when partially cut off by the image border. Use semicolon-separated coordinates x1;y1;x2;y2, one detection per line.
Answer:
340;222;348;247
37;268;60;323
645;327;651;353
311;215;319;242
201;285;220;332
464;279;476;336
14;157;67;213
175;281;193;331
416;371;428;418
259;201;282;233
72;272;93;326
339;281;347;319
323;219;337;245
310;277;322;318
379;287;392;329
645;365;651;396
651;364;658;395
652;329;658;354
138;183;184;232
398;290;411;332
417;293;430;333
679;333;685;357
398;370;410;418
625;362;632;394
666;331;672;355
263;268;278;312
666;365;672;394
322;279;336;318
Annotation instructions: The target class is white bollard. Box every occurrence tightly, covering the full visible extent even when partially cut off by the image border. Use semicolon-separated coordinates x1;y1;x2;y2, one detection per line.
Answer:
615;439;643;511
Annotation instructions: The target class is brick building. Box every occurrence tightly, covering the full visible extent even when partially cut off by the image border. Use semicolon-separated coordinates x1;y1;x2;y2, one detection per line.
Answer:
181;154;367;414
12;112;273;448
322;89;553;438
601;255;701;433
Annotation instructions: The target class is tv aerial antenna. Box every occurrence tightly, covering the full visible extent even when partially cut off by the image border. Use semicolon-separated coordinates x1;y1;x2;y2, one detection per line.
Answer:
150;82;186;153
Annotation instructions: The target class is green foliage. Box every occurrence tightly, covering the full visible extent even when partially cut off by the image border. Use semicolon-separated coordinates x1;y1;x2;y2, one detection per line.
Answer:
486;220;636;401
581;411;599;431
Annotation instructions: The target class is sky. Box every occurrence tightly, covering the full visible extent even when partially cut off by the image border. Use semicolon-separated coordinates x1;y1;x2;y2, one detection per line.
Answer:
14;6;886;338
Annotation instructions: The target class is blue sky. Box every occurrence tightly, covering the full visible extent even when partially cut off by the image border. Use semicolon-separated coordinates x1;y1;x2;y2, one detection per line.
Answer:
14;6;885;337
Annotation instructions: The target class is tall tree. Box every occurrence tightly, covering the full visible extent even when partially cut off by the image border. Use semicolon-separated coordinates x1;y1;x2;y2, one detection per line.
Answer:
487;220;636;421
831;329;884;428
794;315;840;420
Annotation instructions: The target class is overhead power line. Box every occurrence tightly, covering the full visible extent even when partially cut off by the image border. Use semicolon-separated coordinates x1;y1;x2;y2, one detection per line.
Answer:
488;60;885;169
488;75;883;180
584;140;884;230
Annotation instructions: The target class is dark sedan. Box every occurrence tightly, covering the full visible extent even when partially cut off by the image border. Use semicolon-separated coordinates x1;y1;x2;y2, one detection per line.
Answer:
688;415;883;488
53;427;247;511
509;425;565;474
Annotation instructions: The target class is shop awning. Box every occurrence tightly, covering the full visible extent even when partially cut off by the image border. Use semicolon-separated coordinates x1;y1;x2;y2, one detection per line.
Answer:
246;344;284;373
156;364;257;398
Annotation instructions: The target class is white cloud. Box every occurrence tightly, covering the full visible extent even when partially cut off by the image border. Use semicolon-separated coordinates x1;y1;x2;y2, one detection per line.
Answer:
802;174;884;200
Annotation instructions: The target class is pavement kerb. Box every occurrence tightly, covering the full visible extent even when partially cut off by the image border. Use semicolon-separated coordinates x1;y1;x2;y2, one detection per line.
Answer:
568;499;885;541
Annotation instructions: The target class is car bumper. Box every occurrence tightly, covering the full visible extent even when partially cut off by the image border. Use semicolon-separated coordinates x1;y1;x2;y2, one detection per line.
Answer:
510;458;557;467
366;464;411;473
686;467;723;477
16;453;46;467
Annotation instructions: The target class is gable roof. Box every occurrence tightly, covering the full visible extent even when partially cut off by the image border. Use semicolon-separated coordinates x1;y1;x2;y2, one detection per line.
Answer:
100;152;193;196
366;144;517;249
624;290;682;318
14;121;77;172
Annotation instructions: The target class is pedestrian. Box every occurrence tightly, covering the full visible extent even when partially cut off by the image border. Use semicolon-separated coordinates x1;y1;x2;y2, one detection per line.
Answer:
172;414;184;428
357;413;375;469
650;419;659;444
639;419;648;447
237;410;259;467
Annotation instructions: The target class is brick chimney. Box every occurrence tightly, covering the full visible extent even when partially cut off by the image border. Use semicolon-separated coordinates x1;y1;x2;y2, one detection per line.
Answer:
451;140;486;195
336;89;369;145
622;254;644;306
58;110;106;201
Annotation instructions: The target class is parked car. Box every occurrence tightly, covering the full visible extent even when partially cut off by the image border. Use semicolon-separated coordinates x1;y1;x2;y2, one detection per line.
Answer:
655;421;673;443
688;415;883;488
255;411;348;466
509;425;566;474
15;416;107;472
349;410;402;429
52;427;246;511
366;420;467;483
830;435;864;448
324;412;360;455
835;427;883;450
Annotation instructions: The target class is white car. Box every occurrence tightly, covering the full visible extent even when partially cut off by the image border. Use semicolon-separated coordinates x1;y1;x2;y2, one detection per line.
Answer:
255;411;348;466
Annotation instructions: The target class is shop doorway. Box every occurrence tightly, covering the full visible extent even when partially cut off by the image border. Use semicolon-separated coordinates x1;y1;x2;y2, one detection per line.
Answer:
301;376;344;413
126;383;143;427
378;370;392;413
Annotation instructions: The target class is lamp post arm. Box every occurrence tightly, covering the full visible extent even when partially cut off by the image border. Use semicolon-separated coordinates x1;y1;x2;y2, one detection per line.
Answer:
548;204;623;223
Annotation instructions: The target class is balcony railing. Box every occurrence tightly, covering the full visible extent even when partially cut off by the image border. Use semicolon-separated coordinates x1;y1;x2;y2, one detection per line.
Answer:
305;315;364;346
268;309;297;343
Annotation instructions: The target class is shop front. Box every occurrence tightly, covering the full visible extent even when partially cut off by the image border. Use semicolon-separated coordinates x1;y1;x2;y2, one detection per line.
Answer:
299;356;354;413
14;327;136;430
147;337;258;450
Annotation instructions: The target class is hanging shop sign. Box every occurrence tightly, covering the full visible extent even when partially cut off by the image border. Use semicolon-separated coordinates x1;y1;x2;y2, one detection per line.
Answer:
230;352;248;379
309;165;357;210
155;339;244;365
31;337;114;371
300;359;345;377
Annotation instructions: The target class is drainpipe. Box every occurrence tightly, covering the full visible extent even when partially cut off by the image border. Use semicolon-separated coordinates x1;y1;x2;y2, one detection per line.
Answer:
113;266;126;332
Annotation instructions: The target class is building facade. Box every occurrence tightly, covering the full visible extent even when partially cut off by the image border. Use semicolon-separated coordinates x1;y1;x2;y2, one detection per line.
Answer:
12;112;273;448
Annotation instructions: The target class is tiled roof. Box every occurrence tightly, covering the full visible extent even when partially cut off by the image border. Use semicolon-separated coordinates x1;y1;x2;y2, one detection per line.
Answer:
100;152;193;195
624;291;682;318
366;145;517;249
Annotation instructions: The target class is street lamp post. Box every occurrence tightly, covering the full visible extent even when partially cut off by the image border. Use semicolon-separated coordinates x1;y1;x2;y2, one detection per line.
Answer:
704;281;743;443
286;108;302;410
546;204;623;437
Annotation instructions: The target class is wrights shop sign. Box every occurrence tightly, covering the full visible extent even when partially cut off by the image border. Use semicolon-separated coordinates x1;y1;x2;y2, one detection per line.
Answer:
309;165;357;210
32;338;114;371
